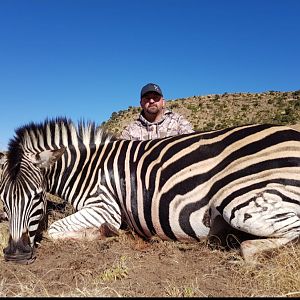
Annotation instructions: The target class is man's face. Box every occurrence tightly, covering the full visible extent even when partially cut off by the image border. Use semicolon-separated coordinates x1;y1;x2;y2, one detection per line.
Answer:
140;92;165;115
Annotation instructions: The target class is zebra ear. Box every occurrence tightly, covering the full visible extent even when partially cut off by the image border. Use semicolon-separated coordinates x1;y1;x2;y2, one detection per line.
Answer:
30;147;66;169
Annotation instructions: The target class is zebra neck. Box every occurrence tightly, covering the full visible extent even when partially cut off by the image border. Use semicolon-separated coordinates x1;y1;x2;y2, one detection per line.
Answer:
45;143;118;205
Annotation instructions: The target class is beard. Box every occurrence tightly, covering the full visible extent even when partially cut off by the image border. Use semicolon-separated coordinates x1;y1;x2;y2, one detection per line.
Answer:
146;105;159;114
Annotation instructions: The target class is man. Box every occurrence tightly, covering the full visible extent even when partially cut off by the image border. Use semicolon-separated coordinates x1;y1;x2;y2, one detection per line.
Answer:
120;83;194;140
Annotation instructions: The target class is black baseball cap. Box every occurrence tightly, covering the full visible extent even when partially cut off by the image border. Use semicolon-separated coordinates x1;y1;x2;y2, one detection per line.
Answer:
140;83;163;98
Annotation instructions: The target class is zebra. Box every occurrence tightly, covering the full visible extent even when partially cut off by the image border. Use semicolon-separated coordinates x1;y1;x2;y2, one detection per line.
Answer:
0;117;300;264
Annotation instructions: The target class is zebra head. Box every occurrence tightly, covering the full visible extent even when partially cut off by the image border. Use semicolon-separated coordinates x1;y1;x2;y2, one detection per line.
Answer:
0;146;65;264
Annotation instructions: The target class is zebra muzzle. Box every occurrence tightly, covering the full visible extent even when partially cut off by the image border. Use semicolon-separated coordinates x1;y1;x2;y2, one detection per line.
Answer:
3;233;36;264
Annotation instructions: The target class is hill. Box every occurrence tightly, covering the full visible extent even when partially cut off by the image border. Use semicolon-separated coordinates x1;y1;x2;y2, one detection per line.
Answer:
103;90;300;135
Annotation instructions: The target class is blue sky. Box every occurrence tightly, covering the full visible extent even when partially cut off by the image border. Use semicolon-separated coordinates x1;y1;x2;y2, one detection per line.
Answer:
0;0;299;150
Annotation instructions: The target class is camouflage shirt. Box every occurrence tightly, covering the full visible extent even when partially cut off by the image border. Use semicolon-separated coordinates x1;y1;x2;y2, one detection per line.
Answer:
120;109;194;140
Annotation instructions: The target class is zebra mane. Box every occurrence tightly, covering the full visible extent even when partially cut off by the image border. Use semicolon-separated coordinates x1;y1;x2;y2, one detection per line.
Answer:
6;117;117;179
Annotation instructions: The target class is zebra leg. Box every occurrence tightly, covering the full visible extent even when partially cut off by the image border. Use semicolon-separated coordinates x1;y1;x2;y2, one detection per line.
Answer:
47;205;121;241
224;190;300;262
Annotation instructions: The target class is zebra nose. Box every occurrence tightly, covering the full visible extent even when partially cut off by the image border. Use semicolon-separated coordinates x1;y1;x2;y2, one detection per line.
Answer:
3;233;36;264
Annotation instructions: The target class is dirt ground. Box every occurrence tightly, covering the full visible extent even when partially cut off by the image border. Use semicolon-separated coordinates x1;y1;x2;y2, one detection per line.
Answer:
0;200;299;297
0;228;238;297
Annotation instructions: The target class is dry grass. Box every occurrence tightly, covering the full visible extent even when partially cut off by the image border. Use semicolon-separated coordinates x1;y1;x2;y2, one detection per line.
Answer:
228;243;300;297
0;231;299;297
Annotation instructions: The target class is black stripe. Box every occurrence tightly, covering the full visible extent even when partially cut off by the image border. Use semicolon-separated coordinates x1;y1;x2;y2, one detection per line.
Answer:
64;145;88;203
105;143;120;201
74;146;97;198
262;189;300;205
